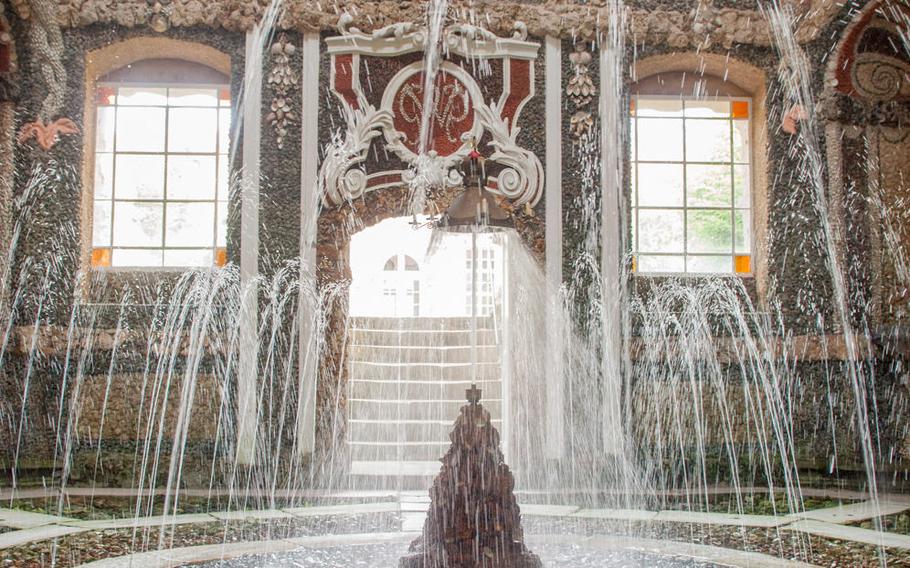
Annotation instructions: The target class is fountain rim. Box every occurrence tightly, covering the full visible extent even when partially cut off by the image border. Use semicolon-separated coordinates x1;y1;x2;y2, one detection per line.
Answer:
71;530;814;568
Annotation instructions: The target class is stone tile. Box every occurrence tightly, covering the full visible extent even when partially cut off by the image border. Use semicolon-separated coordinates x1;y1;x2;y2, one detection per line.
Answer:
0;525;87;549
656;510;795;527
784;520;910;549
795;500;910;524
64;487;145;498
60;513;215;529
571;508;659;521
0;488;57;501
282;502;398;517
520;504;580;517
209;509;293;521
283;532;413;547
400;500;429;512
76;540;299;568
399;491;430;502
529;533;816;567
0;507;72;529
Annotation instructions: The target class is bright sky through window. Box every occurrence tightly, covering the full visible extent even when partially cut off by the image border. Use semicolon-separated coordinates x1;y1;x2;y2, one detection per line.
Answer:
91;85;231;268
630;96;752;275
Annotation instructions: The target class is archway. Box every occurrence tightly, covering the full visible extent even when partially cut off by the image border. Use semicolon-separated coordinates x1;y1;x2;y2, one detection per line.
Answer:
345;215;507;484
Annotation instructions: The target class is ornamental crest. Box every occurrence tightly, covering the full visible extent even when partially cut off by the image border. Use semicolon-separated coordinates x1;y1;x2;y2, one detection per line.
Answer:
320;15;542;208
392;69;474;155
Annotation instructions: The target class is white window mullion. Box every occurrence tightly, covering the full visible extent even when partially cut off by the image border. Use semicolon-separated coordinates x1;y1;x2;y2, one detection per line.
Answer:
631;95;751;276
92;83;230;269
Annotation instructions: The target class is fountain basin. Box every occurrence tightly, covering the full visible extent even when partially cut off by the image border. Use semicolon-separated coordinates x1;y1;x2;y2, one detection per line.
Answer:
71;532;813;568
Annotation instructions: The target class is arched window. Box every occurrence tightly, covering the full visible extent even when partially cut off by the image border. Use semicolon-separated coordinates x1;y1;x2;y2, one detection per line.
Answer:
379;253;421;317
84;40;232;270
629;55;767;283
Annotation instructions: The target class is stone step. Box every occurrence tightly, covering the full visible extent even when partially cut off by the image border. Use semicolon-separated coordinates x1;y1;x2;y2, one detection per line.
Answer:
349;441;450;462
351;328;499;347
349;362;501;382
351;317;497;331
348;345;500;365
349;460;440;478
351;379;503;401
348;419;502;443
349;399;502;422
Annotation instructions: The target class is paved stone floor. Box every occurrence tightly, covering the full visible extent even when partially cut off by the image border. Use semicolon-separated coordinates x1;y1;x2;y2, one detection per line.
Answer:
0;490;908;566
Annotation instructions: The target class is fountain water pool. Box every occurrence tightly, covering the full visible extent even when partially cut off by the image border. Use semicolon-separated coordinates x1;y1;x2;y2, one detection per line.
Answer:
190;539;731;568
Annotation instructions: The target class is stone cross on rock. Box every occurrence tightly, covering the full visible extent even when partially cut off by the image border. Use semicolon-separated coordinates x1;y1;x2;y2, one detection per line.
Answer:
466;384;481;405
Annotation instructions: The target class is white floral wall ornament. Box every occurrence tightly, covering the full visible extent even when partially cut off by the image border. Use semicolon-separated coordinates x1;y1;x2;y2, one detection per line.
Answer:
266;33;299;150
321;15;542;208
474;99;543;207
147;0;172;33
319;94;395;206
567;41;595;142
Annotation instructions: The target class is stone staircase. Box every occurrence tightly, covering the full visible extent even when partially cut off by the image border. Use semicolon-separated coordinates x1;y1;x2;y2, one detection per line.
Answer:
347;317;502;487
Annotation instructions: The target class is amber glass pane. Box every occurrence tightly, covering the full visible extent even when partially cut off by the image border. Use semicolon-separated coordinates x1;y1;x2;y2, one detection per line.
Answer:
215;247;228;267
91;248;112;268
731;101;750;119
735;254;752;274
95;86;117;106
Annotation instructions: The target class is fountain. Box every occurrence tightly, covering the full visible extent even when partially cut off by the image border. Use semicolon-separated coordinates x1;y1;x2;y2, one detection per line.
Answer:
399;385;541;568
397;148;541;567
0;0;910;567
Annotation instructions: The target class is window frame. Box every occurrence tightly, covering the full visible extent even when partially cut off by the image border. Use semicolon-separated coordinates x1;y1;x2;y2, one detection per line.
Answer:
91;81;231;272
630;93;755;278
80;38;233;288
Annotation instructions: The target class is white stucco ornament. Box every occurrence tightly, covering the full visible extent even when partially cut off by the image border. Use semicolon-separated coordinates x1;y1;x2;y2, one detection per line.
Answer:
319;15;542;208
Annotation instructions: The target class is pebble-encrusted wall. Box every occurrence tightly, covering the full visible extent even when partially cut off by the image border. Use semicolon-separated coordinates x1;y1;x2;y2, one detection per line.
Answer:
45;0;843;48
0;16;248;472
1;0;909;486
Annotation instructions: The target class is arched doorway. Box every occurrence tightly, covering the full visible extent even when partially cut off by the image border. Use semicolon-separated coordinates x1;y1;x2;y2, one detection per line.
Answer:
346;216;507;484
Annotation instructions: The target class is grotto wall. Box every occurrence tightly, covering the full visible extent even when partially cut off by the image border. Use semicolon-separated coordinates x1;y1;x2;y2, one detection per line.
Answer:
0;0;908;488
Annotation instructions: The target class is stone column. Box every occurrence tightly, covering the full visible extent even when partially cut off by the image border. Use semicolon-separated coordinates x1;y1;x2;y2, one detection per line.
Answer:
599;29;624;457
0;102;13;310
296;30;320;460
237;25;264;465
544;35;564;460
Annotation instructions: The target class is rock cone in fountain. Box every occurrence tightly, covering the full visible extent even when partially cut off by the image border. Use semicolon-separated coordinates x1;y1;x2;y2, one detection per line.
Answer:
399;386;542;568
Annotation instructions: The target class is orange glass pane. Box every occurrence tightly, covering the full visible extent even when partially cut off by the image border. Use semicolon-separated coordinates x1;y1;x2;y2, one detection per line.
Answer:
218;88;231;103
731;101;750;119
91;248;112;268
215;247;228;267
629;98;636;116
630;255;637;273
734;254;751;274
95;86;116;105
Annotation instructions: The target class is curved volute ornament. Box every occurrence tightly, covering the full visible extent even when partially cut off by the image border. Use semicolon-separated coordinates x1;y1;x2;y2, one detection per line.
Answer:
321;14;542;208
